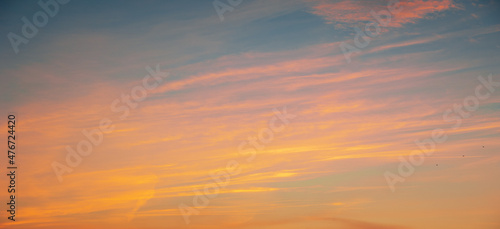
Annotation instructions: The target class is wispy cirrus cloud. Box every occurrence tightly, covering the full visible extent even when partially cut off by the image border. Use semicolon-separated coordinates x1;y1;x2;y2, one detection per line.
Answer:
308;0;459;28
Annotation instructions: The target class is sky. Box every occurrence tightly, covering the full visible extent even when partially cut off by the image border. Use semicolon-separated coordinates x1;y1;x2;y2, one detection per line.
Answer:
0;0;500;228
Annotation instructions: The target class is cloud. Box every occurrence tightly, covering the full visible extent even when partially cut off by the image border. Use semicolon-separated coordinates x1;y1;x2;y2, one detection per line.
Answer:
308;0;459;28
236;216;410;229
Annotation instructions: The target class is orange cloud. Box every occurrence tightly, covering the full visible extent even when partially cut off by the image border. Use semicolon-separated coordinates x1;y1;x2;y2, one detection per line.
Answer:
308;0;459;27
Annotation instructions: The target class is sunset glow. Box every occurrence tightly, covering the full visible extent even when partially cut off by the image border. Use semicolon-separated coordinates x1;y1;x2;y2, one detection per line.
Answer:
1;0;500;228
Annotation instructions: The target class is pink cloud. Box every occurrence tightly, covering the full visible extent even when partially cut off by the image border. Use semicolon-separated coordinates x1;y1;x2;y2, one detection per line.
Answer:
308;0;459;27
